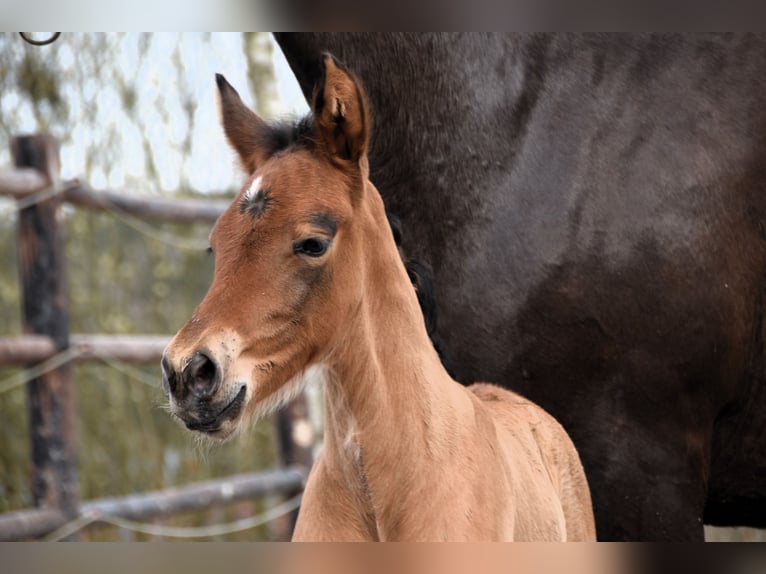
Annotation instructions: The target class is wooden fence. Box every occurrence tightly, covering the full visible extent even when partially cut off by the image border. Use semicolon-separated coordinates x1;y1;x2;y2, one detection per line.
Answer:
0;134;314;540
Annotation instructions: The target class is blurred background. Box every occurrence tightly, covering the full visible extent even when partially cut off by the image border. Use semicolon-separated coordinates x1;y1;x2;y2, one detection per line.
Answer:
0;32;310;541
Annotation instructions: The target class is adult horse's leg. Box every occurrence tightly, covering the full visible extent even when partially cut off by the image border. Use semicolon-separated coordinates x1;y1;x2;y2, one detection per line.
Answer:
505;347;714;540
704;380;766;529
575;405;711;541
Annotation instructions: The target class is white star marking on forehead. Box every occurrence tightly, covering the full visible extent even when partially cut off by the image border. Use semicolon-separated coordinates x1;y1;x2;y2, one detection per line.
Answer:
244;175;263;203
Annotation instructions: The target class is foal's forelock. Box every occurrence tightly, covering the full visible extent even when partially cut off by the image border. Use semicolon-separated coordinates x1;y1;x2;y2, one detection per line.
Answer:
239;175;271;219
243;175;263;204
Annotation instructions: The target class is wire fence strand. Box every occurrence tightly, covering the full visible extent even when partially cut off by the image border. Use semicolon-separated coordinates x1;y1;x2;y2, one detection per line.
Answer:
12;183;67;211
42;492;303;541
90;353;161;388
1;178;213;251
73;185;211;251
0;346;83;396
0;180;69;216
0;345;162;395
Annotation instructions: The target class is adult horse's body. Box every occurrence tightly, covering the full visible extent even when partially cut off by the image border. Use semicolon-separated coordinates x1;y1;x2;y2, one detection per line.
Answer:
274;33;766;541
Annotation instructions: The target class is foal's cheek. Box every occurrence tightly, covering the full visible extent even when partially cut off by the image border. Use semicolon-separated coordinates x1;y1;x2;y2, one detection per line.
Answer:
293;263;342;339
287;260;330;308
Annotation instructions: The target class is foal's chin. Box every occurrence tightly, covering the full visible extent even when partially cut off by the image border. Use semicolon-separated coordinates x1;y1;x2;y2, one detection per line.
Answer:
170;382;251;442
193;420;240;442
171;408;243;442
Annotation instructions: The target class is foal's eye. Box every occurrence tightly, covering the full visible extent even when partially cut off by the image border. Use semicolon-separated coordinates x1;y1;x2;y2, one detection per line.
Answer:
293;237;329;257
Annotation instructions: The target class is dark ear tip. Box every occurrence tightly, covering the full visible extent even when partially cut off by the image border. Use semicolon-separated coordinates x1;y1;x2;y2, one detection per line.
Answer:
320;52;342;72
215;73;230;92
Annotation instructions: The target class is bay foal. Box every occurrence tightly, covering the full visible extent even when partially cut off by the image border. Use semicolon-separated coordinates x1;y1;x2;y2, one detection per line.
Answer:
162;55;596;541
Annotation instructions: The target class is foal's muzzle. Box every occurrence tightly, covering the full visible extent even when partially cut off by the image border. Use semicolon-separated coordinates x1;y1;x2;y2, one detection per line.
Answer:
161;349;246;436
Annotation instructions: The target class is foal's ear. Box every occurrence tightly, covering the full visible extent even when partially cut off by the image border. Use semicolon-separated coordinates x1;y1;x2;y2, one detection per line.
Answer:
313;54;370;163
216;73;270;174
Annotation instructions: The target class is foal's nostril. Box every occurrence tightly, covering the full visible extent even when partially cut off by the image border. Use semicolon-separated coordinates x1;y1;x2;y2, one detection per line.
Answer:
161;353;177;395
184;351;221;399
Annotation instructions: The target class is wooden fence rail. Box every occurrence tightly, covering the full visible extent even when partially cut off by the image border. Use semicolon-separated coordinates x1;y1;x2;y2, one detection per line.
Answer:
0;467;307;541
0;171;228;223
0;334;170;365
0;134;315;541
0;334;171;365
0;167;48;196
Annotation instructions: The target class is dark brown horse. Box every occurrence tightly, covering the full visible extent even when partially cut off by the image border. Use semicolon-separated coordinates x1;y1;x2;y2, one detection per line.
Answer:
274;33;766;541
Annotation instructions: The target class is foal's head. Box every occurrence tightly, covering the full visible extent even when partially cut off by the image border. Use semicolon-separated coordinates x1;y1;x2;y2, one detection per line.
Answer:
162;55;404;439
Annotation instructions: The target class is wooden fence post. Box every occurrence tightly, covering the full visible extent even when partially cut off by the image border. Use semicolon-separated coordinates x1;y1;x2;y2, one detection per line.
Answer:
12;134;79;539
272;394;314;540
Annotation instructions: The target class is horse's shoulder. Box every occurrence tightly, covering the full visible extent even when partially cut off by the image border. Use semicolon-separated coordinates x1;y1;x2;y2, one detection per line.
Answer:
469;381;537;412
468;382;574;448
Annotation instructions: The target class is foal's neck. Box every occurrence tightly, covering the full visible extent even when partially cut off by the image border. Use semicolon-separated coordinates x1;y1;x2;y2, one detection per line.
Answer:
325;225;454;434
318;208;473;535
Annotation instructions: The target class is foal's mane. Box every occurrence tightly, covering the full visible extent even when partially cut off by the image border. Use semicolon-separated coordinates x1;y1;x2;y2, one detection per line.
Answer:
258;115;317;159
